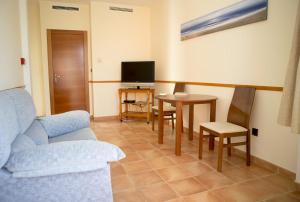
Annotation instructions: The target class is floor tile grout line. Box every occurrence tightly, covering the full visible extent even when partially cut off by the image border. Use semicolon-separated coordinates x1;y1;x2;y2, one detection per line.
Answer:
115;150;180;200
153;166;184;199
151;161;231;199
135;154;181;201
114;156;277;194
260;189;298;202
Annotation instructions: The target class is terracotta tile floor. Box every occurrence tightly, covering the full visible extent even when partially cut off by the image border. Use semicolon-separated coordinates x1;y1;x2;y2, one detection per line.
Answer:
91;120;299;202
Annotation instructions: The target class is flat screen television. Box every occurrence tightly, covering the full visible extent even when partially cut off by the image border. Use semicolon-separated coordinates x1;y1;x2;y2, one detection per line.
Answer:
121;61;155;88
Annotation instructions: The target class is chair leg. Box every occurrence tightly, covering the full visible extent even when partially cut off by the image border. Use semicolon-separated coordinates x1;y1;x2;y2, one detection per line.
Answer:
199;127;204;159
181;116;184;132
217;135;224;172
171;114;174;129
209;135;215;151
246;131;251;166
152;113;155;131
227;137;231;156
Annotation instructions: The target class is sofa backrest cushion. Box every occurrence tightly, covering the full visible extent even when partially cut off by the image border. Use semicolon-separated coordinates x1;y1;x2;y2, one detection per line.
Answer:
11;135;36;153
24;120;48;145
6;89;36;134
0;91;20;168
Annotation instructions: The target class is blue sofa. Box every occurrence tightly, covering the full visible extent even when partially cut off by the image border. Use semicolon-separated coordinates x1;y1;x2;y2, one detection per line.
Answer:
0;88;125;202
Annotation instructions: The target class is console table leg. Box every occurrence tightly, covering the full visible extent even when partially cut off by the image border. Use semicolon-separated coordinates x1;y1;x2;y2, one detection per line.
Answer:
189;104;194;141
158;99;164;144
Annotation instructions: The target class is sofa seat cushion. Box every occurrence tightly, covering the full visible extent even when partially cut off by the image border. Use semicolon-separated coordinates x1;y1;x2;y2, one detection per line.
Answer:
200;122;248;134
49;128;97;143
24;120;48;145
11;135;36;153
5;140;125;178
0;167;113;202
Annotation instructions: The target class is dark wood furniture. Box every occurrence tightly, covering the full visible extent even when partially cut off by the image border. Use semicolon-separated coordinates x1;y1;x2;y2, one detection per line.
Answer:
152;83;185;131
199;87;256;172
47;30;89;114
118;88;155;123
156;94;217;156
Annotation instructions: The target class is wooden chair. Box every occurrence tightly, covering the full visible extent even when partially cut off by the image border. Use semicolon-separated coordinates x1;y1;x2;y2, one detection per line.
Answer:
152;83;185;131
199;87;256;172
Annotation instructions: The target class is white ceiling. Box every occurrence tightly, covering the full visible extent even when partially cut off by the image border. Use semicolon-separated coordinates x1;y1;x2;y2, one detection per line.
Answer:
41;0;154;6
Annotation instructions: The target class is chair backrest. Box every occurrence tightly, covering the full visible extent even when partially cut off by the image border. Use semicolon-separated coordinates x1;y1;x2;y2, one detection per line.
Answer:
227;87;256;129
173;83;185;94
171;83;185;107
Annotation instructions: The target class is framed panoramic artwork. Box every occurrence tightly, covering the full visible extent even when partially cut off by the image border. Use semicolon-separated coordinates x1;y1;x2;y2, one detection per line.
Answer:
181;0;268;41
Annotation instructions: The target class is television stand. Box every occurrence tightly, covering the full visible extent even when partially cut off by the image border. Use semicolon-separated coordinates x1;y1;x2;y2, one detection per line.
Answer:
118;88;155;123
128;86;142;90
128;86;151;90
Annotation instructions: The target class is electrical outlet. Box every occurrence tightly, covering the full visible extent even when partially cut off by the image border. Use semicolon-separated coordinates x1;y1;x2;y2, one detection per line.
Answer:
252;128;258;136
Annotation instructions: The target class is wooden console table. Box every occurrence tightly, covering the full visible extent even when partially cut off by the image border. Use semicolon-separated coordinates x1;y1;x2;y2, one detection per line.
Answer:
118;88;155;123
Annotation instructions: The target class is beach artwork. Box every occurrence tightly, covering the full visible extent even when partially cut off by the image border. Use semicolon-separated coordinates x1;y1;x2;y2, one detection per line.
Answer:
181;0;268;41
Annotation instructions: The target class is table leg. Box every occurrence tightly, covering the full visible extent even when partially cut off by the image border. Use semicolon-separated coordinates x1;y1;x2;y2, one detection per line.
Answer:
189;104;194;141
175;102;183;156
147;91;150;124
209;100;216;150
158;99;164;144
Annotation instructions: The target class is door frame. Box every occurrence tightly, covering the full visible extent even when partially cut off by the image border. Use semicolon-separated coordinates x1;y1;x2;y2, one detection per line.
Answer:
47;29;90;114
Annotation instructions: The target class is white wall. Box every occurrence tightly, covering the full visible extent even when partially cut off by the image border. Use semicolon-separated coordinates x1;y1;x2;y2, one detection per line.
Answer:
151;0;299;172
90;1;151;116
19;0;32;94
0;1;24;91
28;0;45;115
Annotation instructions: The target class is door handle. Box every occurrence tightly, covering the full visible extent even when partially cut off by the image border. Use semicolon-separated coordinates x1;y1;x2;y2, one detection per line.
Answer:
54;73;63;83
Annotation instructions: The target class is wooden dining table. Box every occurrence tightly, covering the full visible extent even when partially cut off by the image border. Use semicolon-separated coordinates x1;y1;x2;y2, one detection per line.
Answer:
155;94;218;156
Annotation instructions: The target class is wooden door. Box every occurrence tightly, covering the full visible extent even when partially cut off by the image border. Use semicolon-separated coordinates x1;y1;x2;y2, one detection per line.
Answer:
47;30;89;114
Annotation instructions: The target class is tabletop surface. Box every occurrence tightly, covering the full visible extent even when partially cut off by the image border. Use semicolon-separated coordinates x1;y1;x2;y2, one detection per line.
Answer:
155;94;217;103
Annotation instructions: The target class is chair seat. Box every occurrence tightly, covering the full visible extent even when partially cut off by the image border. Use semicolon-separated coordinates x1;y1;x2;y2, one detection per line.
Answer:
152;105;176;112
200;122;248;134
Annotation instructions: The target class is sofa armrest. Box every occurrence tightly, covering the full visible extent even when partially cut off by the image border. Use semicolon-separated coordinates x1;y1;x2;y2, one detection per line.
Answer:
5;140;125;178
38;110;90;138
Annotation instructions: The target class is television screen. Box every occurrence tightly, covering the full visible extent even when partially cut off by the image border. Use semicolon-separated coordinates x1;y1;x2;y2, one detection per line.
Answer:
121;61;155;83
